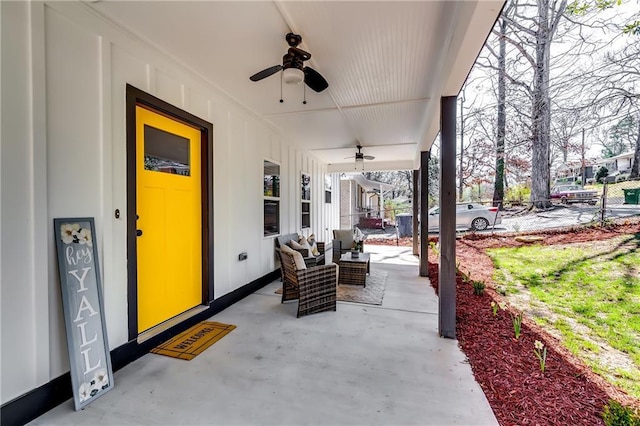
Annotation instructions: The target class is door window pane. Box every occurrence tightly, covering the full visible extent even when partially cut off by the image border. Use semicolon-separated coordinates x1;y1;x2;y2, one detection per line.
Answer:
144;124;190;176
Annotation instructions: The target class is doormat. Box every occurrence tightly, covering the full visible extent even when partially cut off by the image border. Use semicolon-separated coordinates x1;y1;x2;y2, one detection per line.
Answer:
275;270;388;305
150;321;236;361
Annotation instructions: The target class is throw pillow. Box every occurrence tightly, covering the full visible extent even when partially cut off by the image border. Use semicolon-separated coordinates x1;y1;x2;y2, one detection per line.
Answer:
280;242;296;254
279;244;306;270
299;236;313;255
289;239;305;250
306;234;320;255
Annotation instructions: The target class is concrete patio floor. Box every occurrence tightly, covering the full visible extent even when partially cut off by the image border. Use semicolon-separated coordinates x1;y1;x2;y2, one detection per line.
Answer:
30;245;498;425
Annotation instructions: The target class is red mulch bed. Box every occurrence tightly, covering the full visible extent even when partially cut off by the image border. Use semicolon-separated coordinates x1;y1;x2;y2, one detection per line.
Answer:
430;261;612;425
369;221;640;424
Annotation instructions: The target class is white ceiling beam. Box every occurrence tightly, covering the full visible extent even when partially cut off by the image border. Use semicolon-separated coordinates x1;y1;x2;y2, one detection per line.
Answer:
327;160;414;173
263;97;431;118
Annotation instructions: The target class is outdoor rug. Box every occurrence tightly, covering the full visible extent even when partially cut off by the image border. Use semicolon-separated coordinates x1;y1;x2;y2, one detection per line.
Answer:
150;321;236;361
275;270;388;305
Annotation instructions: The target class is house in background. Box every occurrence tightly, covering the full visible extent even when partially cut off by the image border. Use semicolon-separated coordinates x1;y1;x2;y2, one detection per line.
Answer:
340;174;395;230
553;160;594;184
595;151;635;177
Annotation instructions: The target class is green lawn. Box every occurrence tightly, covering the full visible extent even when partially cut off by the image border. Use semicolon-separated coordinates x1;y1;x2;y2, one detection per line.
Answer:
487;233;640;399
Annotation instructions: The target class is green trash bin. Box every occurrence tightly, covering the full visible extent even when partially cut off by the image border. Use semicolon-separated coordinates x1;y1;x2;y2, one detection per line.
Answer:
623;188;640;204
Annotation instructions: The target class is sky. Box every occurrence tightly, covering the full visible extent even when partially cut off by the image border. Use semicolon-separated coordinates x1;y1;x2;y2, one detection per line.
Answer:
459;0;640;170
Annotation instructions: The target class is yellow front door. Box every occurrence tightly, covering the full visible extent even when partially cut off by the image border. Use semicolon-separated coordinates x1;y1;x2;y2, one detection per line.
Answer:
136;106;202;333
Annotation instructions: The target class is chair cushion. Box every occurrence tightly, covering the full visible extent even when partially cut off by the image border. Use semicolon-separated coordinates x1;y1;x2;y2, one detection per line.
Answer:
280;244;307;270
333;229;355;250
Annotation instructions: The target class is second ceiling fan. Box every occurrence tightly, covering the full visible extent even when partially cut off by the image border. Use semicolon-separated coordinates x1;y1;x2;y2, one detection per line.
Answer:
346;145;375;162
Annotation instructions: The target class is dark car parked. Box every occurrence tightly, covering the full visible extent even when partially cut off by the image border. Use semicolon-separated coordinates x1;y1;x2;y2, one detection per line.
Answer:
550;185;598;205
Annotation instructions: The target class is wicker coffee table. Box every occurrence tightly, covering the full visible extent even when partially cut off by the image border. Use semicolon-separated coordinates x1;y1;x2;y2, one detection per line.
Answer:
338;252;371;287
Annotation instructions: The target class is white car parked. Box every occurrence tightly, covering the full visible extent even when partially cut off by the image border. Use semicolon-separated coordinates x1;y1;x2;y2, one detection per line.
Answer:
428;203;502;231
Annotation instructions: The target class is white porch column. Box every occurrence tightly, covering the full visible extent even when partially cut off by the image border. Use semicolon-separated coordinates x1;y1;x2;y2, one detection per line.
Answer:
379;185;384;223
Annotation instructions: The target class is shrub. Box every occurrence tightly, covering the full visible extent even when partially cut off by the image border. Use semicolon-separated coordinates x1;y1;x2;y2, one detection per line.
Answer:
596;166;609;184
384;199;400;222
506;185;531;203
602;400;640;426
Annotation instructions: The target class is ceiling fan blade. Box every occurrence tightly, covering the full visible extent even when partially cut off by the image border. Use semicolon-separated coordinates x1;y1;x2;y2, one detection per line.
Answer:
250;65;283;82
303;67;329;92
363;155;375;160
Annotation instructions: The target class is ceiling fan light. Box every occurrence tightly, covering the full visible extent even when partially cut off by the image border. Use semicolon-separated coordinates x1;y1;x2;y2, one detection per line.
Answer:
283;68;304;85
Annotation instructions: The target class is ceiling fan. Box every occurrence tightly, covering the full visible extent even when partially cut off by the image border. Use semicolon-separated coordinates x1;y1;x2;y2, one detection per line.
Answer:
249;33;329;95
346;145;375;162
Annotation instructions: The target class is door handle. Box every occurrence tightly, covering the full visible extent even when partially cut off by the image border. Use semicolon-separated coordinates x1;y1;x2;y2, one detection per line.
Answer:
136;229;143;237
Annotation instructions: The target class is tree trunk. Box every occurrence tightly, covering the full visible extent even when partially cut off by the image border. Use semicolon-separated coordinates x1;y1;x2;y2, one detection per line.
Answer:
630;118;640;179
493;18;507;208
530;0;553;208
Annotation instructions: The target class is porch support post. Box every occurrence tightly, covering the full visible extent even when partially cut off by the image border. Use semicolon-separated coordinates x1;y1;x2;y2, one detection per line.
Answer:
379;185;384;224
412;169;419;256
439;95;457;339
419;151;430;277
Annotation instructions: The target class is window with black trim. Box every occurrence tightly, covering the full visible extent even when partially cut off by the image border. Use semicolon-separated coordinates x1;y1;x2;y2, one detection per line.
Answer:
301;172;311;229
264;160;280;236
324;175;332;203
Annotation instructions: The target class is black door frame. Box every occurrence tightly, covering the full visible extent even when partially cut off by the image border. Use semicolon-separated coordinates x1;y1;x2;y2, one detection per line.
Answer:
125;84;214;341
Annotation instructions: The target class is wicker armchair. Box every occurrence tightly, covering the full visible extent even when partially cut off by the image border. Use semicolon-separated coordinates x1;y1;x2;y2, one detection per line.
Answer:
332;229;365;263
277;249;337;318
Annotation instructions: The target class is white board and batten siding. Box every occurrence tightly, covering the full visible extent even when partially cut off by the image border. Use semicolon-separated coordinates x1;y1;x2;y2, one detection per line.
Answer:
0;1;340;404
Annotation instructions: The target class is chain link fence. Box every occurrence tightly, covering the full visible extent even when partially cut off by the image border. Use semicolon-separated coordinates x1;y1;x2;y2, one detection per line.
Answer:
342;178;640;241
497;178;640;233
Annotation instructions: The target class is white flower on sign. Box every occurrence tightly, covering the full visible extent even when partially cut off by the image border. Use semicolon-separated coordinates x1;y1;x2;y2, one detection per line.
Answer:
77;227;93;248
94;369;109;389
61;223;80;244
79;381;92;402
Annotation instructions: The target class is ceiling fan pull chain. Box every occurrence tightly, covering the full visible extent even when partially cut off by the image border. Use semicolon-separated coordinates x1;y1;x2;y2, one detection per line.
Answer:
279;72;284;103
303;84;307;105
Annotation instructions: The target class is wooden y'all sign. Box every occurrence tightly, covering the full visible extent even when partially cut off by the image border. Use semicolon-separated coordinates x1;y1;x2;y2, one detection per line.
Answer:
54;218;114;410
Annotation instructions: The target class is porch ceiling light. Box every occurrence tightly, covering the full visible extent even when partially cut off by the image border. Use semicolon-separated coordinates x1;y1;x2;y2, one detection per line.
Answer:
283;67;304;85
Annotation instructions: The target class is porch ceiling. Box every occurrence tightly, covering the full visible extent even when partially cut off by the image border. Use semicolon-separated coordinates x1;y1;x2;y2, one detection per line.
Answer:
89;0;503;171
